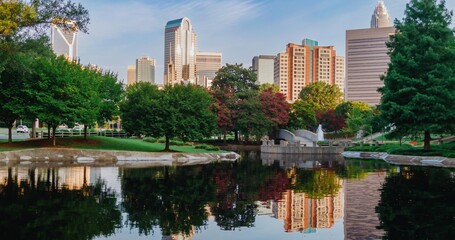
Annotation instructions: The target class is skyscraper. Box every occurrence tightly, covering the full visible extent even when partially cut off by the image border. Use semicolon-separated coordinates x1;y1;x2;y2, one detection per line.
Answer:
164;17;197;85
252;55;275;85
274;39;344;102
51;21;77;60
196;52;222;88
371;1;391;28
127;65;136;86
136;56;156;84
346;1;394;105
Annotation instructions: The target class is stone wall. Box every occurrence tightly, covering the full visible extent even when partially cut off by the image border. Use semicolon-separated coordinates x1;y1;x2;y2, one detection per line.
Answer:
261;140;345;155
342;151;455;168
0;148;240;168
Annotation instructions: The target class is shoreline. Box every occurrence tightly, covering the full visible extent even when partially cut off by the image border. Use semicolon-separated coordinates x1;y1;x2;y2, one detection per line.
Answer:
0;148;241;168
342;151;455;168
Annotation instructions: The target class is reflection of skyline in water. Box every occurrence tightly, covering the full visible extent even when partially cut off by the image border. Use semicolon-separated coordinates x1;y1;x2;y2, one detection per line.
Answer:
4;156;447;240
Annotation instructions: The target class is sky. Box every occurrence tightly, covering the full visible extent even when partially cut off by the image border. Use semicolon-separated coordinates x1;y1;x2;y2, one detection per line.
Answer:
76;0;455;84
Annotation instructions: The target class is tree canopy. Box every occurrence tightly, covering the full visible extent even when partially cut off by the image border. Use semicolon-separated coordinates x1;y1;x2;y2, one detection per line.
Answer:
299;81;343;113
379;0;455;151
0;0;90;39
120;83;217;150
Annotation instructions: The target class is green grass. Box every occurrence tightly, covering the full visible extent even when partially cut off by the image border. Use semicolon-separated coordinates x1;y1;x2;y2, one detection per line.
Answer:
0;136;226;153
346;142;455;158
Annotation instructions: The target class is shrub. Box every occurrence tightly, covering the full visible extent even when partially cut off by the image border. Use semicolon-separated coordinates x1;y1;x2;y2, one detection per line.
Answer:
143;137;158;143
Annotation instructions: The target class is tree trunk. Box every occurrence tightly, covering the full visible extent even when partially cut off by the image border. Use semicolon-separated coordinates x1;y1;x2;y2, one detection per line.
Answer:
7;125;12;144
52;125;57;146
47;125;51;139
234;130;239;143
84;125;88;141
31;118;36;138
164;135;170;151
424;130;431;151
223;131;227;145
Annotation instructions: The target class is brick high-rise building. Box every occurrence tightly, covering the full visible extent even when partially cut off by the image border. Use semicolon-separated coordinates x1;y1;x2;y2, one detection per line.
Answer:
274;39;344;102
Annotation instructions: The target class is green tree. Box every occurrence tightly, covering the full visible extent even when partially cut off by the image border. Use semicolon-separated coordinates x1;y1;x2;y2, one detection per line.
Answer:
30;56;81;145
162;84;217;150
236;91;272;140
343;107;375;138
0;0;90;38
211;63;258;93
121;83;217;151
96;71;124;128
335;101;372;119
299;81;343;113
0;37;53;143
287;100;317;131
119;82;164;138
379;0;455;151
0;0;37;38
211;63;258;142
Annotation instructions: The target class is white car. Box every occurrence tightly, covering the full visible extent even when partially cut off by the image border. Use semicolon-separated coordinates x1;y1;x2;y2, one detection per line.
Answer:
16;125;29;133
73;125;83;131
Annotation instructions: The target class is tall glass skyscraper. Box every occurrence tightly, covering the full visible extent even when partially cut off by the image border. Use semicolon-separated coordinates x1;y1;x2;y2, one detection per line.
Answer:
164;17;197;85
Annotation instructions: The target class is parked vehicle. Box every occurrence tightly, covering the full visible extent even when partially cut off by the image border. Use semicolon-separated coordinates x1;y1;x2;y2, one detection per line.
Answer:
73;125;83;131
16;125;29;133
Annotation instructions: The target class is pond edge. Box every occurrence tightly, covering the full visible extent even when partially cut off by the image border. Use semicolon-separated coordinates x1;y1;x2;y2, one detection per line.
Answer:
342;151;455;168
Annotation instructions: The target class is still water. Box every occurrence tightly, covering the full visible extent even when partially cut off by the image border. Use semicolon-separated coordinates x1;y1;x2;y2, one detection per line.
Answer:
0;152;454;240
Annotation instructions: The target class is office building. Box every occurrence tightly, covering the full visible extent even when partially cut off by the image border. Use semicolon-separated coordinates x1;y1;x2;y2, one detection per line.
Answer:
136;56;156;84
252;55;275;85
345;1;394;105
51;21;77;60
274;39;344;102
164;17;197;85
127;65;136;86
196;52;222;88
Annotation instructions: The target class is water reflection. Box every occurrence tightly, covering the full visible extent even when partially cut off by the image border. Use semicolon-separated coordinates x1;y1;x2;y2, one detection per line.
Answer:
376;166;455;240
0;167;121;240
0;154;452;239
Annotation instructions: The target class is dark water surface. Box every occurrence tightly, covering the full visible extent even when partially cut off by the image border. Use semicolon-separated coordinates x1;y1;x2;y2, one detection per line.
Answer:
0;152;454;240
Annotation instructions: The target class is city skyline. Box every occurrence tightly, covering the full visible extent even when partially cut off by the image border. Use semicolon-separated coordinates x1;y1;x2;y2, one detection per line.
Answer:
76;0;455;84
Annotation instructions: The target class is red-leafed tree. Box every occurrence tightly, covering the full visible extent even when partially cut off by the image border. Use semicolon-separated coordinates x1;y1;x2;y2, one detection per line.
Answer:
211;88;237;144
259;87;290;131
316;109;346;132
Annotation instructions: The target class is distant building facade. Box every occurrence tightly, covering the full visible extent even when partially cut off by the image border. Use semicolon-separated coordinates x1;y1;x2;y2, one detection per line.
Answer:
51;22;77;60
127;65;136;86
164;17;197;85
274;39;345;102
252;55;275;85
136;56;156;84
345;1;394;105
196;52;222;88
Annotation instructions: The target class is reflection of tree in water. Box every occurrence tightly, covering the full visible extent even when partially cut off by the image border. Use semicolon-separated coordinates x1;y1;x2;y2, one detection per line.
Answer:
337;159;391;180
290;168;342;199
376;167;455;240
210;159;285;230
0;167;121;240
121;165;215;237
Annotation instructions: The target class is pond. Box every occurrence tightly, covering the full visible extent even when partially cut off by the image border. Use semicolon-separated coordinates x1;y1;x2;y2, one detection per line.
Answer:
0;152;454;240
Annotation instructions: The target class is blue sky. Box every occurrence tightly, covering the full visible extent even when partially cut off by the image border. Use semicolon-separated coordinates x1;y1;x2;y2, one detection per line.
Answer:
76;0;455;84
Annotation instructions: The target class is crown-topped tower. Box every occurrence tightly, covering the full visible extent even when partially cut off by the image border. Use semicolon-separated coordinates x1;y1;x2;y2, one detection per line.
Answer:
371;1;391;28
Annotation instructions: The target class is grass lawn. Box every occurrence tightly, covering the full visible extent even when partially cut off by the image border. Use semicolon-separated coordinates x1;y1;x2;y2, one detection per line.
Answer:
346;142;455;158
0;136;226;153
